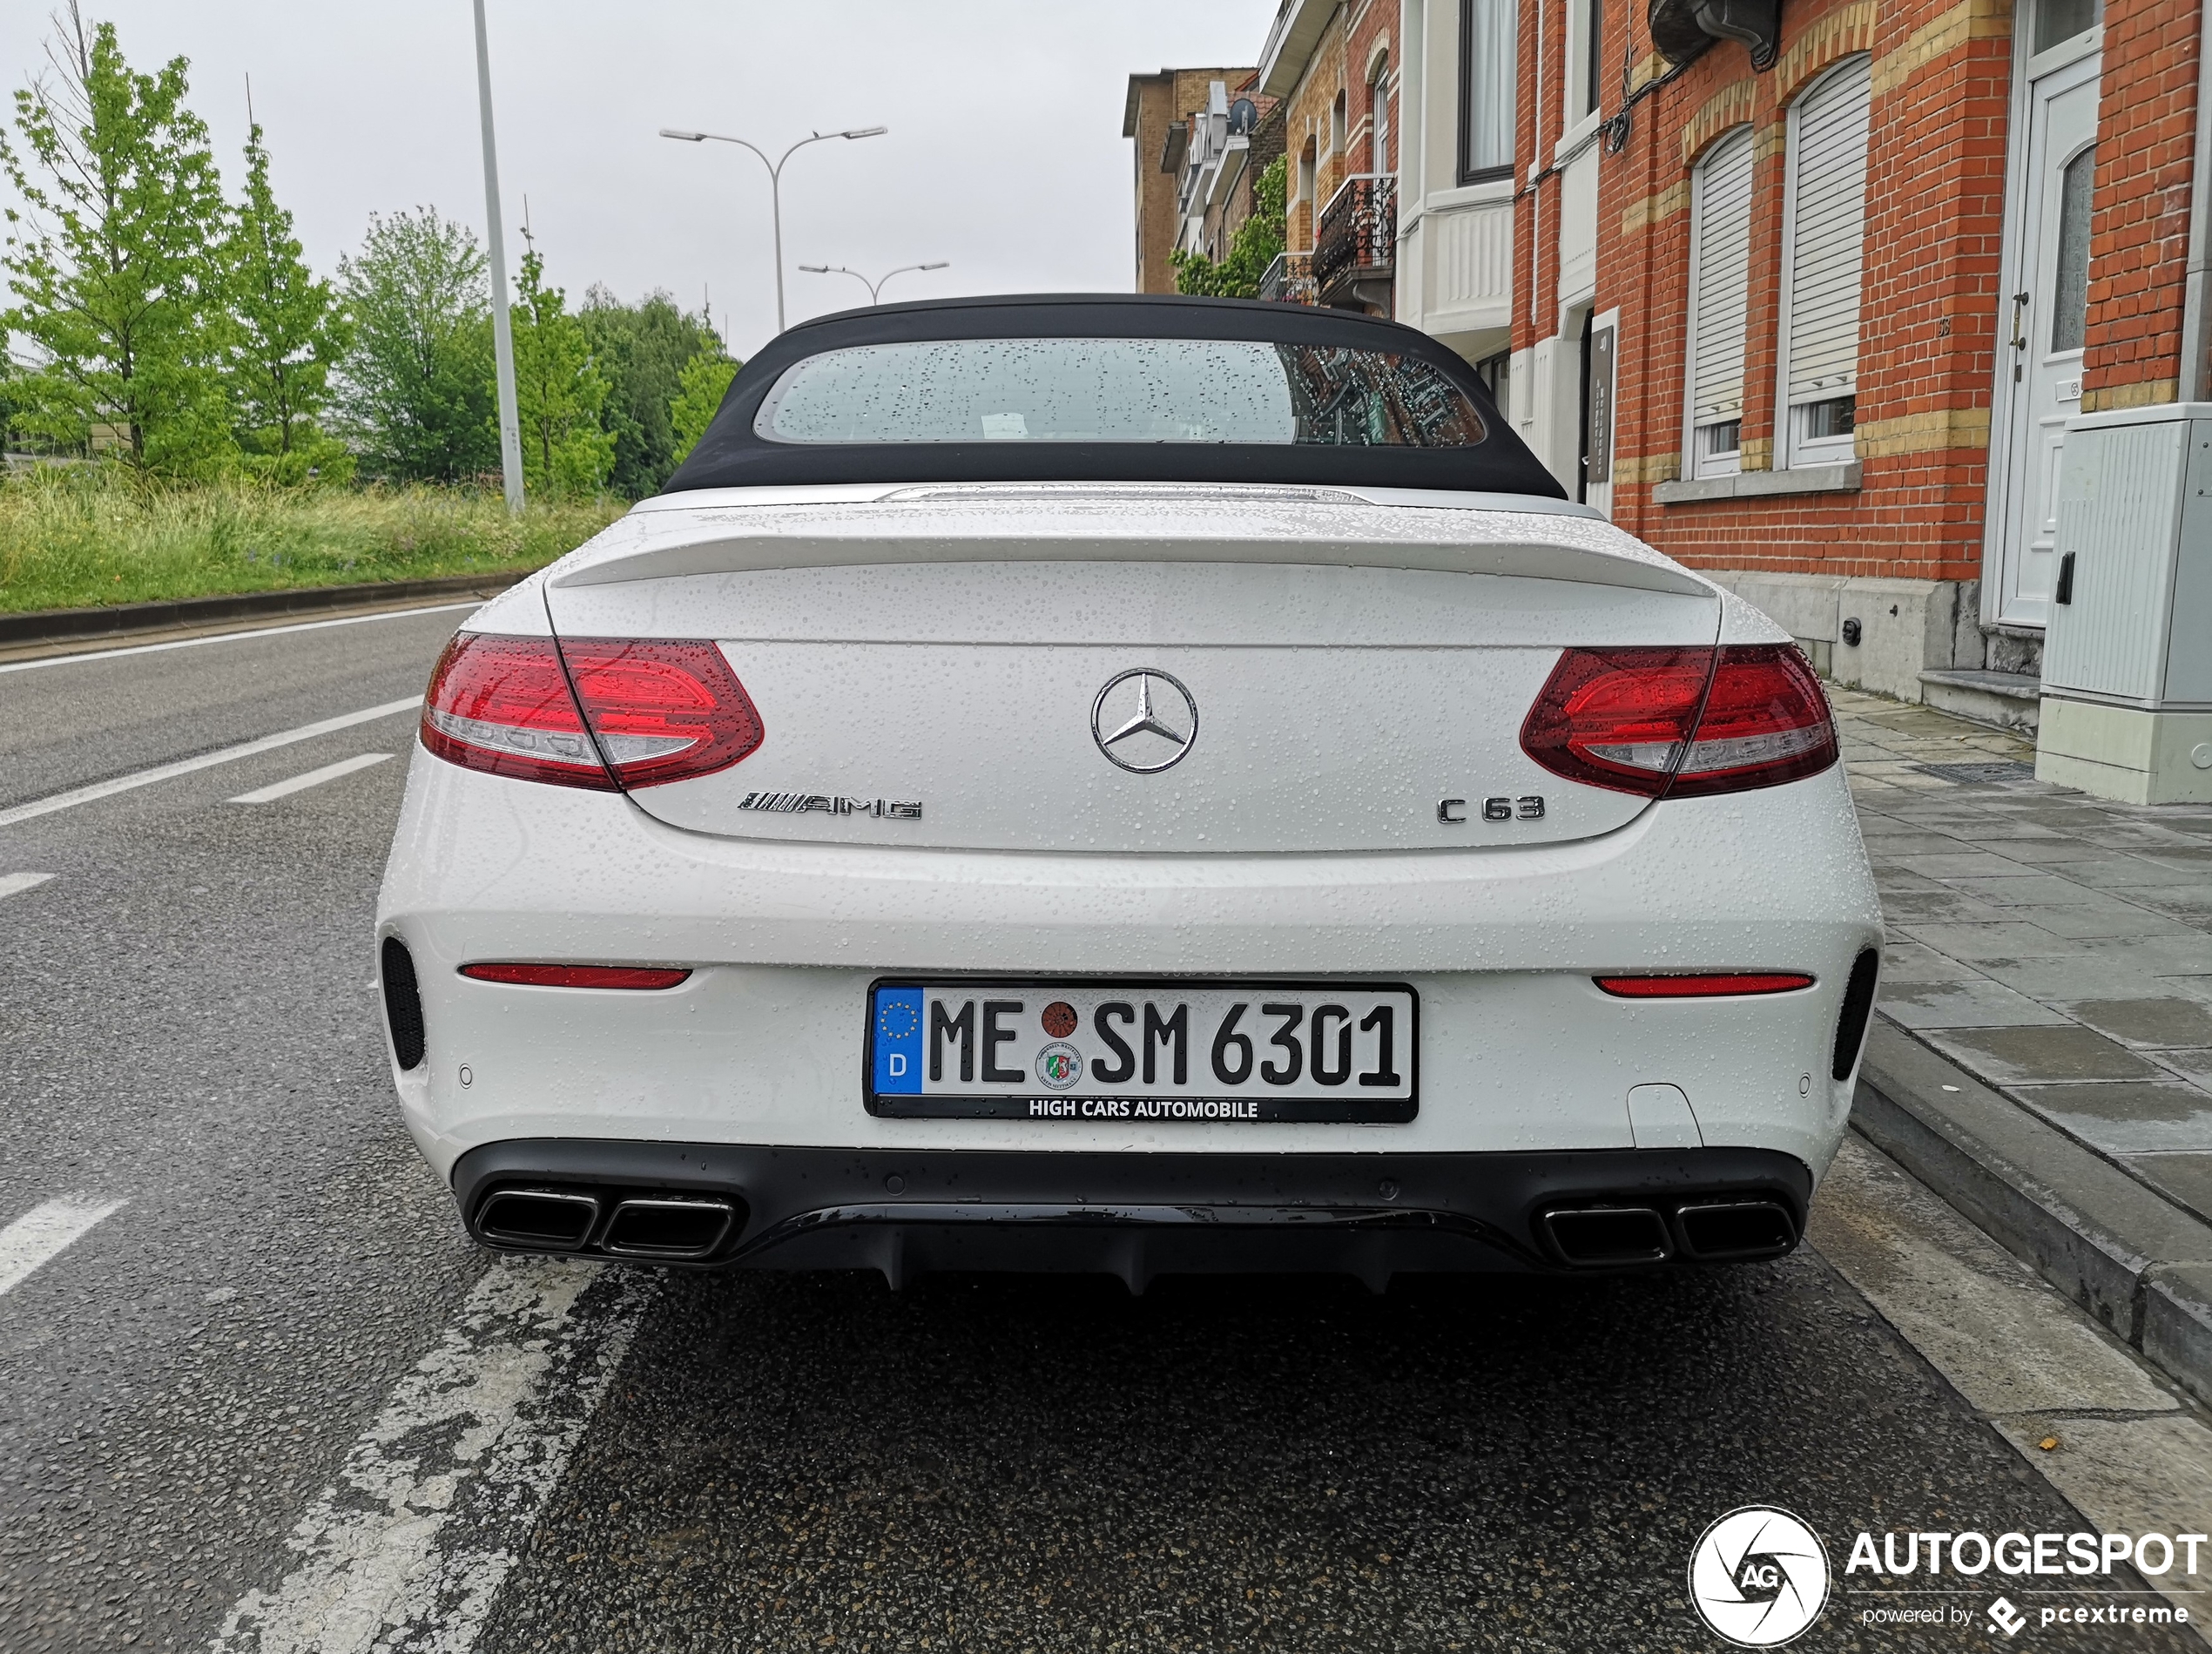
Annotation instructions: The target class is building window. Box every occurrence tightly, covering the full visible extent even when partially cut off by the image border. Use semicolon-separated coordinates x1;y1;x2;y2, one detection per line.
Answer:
1474;349;1511;422
1684;125;1755;479
1297;140;1318;246
2034;0;2102;53
1331;90;1347;159
1778;54;1871;468
1577;0;1606;120
1370;57;1390;176
1459;0;1516;181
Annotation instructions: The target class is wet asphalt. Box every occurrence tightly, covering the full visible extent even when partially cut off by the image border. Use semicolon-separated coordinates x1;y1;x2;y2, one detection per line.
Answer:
0;609;2190;1652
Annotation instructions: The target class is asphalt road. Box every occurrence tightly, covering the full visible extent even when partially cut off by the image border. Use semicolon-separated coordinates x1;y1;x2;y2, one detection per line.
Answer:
0;605;2199;1652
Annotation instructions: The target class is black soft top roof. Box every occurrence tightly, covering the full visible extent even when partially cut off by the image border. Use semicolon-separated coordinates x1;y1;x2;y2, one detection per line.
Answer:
659;293;1565;499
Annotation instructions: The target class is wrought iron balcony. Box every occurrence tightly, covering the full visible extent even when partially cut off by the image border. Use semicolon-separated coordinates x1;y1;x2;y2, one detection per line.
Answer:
1312;173;1395;304
1258;252;1316;304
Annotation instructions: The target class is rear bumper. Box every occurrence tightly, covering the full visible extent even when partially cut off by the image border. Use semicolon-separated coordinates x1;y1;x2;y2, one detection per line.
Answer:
451;1139;1814;1286
378;753;1881;1177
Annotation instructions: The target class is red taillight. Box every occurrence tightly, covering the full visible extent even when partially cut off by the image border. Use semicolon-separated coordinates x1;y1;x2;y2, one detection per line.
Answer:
1595;972;1816;997
1519;644;1837;798
421;632;764;790
460;962;692;989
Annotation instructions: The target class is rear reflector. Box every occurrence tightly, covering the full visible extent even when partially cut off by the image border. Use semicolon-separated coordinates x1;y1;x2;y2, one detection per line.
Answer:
1595;973;1815;997
1520;644;1838;798
421;632;764;790
461;962;692;989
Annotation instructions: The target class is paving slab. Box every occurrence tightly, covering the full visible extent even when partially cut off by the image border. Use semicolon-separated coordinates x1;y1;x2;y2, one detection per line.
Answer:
2011;1080;2212;1154
2013;904;2204;940
1926;1023;2168;1083
2125;1155;2212;1225
2054;996;2212;1050
1879;979;2070;1030
1898;919;2080;959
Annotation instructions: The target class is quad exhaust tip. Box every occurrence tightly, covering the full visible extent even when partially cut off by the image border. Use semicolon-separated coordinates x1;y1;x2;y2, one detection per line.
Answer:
1539;1198;1797;1268
602;1196;736;1259
472;1185;738;1261
476;1188;600;1252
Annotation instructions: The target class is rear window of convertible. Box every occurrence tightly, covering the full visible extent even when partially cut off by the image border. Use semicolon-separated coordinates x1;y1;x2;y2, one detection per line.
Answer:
752;337;1488;449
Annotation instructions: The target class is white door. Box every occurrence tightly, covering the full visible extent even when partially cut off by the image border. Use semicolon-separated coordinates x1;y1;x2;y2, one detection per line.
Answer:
1993;51;2100;625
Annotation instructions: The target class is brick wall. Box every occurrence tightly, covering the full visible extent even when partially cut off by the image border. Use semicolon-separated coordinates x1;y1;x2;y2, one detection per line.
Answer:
2082;0;2202;410
1563;0;2202;585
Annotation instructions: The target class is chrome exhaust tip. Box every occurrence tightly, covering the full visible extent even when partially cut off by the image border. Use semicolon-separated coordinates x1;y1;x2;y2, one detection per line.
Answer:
476;1188;601;1252
1538;1205;1672;1267
601;1196;736;1260
1675;1198;1797;1261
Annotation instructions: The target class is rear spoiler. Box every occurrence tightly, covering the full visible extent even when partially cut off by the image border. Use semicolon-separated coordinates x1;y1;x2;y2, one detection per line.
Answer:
551;491;1715;599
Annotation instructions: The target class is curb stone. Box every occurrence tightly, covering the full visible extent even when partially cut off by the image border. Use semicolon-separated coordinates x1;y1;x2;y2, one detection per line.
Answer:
2145;1264;2212;1412
1850;1016;2212;1406
0;570;530;649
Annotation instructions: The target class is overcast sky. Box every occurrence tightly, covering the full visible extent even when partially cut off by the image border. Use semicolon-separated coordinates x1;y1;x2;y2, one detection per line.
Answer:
0;1;1277;361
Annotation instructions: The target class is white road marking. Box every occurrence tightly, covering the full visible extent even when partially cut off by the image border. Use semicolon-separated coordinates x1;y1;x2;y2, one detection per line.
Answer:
0;871;55;900
0;1196;125;1298
211;1259;650;1654
0;698;421;831
228;753;393;806
0;600;484;675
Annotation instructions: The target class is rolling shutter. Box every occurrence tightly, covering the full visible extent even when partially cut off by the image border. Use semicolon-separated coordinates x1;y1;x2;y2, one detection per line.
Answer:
1784;55;1871;407
1690;126;1755;431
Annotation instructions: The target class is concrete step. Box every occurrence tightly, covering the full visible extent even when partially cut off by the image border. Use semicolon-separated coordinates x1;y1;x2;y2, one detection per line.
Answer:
1919;667;2042;733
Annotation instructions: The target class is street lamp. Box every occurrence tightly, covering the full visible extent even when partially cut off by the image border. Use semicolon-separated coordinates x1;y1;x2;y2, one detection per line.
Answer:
658;125;887;334
797;261;951;305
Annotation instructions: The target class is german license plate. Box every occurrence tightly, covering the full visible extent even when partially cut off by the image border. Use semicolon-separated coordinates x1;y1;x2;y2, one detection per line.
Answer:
865;981;1418;1123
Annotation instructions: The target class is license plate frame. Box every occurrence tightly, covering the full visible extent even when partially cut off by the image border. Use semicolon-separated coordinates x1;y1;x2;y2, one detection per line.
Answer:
864;977;1420;1124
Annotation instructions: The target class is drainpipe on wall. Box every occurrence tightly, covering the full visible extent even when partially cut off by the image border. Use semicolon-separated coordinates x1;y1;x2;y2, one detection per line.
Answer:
2179;0;2212;400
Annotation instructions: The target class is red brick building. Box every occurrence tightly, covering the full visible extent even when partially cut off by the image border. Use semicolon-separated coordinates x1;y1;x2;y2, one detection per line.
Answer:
1506;0;2210;730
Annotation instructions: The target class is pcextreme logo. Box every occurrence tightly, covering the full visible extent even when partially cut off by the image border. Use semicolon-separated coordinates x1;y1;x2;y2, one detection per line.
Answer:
1689;1506;1831;1647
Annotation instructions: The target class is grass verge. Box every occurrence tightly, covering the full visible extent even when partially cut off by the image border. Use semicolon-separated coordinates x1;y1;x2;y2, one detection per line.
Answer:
0;467;626;615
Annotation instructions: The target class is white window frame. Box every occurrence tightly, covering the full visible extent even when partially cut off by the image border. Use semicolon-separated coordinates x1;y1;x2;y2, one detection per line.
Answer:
1566;0;1605;125
1370;56;1391;176
1682;125;1756;481
1775;53;1872;470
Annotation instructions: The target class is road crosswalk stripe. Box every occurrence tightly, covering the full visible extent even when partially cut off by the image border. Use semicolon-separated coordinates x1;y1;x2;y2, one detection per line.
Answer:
0;1195;126;1298
0;871;55;900
210;1259;651;1654
228;752;393;805
0;698;421;830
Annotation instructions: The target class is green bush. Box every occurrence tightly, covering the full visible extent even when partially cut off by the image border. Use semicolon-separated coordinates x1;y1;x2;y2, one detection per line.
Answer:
1172;156;1288;300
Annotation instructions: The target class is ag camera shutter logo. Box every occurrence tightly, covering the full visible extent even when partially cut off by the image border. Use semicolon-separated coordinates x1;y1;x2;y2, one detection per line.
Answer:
1689;1506;1831;1646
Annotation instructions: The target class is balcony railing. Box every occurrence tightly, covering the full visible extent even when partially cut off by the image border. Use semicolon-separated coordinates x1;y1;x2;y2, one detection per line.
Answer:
1258;252;1316;304
1311;173;1396;299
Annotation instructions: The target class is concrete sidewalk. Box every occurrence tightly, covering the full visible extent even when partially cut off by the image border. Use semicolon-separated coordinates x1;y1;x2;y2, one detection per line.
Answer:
1834;687;2212;1405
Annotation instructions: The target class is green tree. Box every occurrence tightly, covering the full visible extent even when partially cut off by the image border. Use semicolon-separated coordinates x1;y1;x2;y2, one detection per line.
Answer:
669;345;738;465
1171;154;1287;300
580;285;722;496
0;3;232;469
223;118;351;477
508;240;612;499
335;206;496;483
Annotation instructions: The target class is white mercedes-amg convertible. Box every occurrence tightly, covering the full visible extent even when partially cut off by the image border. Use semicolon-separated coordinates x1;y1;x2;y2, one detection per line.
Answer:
375;294;1880;1287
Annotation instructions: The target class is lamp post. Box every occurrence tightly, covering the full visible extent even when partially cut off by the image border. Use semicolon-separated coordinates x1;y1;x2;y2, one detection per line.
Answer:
658;125;887;334
472;0;523;515
797;261;951;305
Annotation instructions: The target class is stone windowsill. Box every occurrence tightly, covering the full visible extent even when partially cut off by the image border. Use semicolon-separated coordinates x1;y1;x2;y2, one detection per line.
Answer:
1652;462;1862;504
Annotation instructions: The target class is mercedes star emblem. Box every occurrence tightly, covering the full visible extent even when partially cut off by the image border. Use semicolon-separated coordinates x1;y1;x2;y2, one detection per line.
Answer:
1090;668;1198;773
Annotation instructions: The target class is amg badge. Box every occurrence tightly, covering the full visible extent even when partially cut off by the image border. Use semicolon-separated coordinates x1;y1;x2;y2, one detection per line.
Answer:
738;793;922;819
